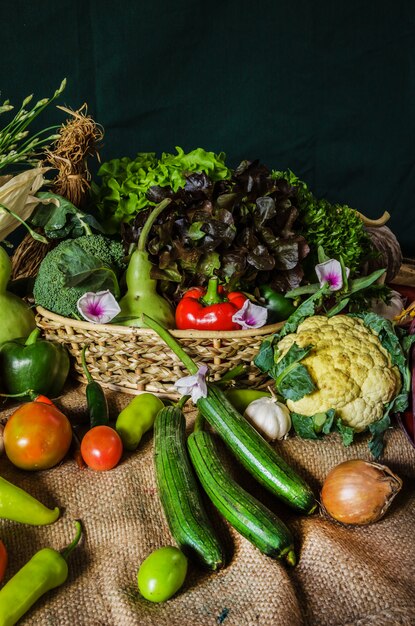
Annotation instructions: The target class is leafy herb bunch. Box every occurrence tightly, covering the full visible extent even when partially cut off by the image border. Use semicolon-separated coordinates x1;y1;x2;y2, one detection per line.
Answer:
271;169;374;275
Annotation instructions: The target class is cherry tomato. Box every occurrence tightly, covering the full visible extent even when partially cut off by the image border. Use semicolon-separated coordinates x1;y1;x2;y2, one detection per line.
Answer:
80;425;123;471
137;546;188;603
3;402;72;471
0;540;7;583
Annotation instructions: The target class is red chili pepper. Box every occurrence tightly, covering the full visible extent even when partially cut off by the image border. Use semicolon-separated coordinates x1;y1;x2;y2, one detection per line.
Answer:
175;277;247;331
32;394;55;406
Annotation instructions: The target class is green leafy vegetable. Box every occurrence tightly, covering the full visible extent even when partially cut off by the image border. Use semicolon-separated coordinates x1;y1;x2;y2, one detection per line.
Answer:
30;192;103;239
368;411;391;459
291;412;319;440
335;419;355;447
33;234;126;317
271;343;315;401
94;147;231;231
279;286;329;337
291;410;355;447
271;169;373;275
354;311;415;413
111;157;310;302
57;243;121;297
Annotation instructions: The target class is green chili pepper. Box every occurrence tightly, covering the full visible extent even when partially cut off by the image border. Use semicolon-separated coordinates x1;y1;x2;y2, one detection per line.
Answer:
258;285;297;323
81;346;109;429
0;327;70;400
225;389;271;415
0;476;59;525
115;393;164;450
0;520;82;626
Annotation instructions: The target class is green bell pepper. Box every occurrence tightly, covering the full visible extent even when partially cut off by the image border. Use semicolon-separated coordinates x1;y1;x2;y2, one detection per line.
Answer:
0;327;70;399
258;285;297;323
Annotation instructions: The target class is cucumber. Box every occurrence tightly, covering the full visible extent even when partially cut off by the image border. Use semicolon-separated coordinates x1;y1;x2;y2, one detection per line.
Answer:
197;385;317;514
153;406;225;570
188;429;296;565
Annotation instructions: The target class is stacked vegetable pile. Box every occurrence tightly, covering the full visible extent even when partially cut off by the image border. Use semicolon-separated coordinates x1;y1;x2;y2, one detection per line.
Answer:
0;79;414;621
30;149;402;324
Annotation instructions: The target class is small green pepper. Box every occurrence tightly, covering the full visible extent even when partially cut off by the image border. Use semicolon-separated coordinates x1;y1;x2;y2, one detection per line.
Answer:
0;476;60;526
258;285;297;323
0;520;82;626
225;388;271;415
0;327;70;400
81;346;109;429
115;393;164;450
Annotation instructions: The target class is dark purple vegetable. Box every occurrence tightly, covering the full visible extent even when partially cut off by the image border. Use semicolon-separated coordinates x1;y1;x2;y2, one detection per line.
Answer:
121;161;309;302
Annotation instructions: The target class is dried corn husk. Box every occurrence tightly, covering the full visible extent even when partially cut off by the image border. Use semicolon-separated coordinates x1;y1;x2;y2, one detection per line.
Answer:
0;166;48;240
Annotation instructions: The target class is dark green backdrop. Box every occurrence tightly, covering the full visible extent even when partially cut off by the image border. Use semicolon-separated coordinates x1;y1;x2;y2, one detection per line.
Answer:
2;0;414;255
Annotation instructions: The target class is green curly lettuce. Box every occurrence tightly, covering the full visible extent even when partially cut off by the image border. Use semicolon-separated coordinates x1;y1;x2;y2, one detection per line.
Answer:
271;169;373;274
93;147;231;232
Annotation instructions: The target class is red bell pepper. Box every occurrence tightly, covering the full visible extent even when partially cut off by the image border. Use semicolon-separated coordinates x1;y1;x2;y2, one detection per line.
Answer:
175;277;247;331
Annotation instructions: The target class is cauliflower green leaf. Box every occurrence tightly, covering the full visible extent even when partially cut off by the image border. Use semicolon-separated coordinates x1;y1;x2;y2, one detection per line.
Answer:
354;311;415;413
271;343;316;401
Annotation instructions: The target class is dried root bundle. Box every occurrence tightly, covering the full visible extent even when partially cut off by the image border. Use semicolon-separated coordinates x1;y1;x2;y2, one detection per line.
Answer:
46;104;104;208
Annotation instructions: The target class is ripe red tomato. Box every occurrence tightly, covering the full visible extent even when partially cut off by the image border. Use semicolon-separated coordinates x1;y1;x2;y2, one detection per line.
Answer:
0;540;7;583
3;401;72;471
80;425;123;471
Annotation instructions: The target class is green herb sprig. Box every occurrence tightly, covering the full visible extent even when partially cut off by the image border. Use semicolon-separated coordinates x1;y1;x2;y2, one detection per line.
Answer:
0;79;66;171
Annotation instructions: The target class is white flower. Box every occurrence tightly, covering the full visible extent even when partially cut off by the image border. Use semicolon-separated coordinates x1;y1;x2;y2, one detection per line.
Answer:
315;259;350;291
77;290;121;324
174;365;208;403
232;299;268;329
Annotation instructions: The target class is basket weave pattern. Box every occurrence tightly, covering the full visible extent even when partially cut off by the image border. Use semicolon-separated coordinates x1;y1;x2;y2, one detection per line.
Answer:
36;306;282;396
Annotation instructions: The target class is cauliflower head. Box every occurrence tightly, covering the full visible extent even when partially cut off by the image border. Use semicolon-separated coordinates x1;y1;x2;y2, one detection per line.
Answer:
276;315;401;431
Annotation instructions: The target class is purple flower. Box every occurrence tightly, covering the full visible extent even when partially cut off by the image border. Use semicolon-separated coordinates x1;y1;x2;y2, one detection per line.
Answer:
315;259;350;292
174;365;208;403
232;299;268;329
77;290;121;324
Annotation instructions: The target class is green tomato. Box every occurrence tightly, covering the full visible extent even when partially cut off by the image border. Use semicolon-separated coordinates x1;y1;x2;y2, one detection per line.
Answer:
137;546;188;603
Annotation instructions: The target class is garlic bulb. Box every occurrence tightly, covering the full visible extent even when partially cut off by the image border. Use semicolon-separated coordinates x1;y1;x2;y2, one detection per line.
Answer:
243;396;291;441
370;290;405;321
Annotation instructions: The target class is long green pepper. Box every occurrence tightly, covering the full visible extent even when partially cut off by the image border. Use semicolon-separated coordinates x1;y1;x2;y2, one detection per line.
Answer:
81;346;109;428
0;520;82;626
0;476;59;526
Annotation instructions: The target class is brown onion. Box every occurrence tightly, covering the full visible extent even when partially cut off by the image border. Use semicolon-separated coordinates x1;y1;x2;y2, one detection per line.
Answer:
320;459;403;525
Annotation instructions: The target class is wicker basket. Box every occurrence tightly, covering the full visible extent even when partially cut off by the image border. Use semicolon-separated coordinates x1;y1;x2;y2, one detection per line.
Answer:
35;306;283;397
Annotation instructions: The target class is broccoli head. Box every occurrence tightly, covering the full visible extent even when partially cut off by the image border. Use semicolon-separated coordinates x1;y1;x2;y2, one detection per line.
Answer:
33;234;126;317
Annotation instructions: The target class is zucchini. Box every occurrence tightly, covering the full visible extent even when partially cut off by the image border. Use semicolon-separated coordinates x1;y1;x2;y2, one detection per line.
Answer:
188;429;296;565
153;405;225;570
140;314;316;514
197;385;316;514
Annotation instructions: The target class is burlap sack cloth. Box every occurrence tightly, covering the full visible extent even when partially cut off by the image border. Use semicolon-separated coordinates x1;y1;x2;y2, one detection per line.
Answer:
1;384;414;626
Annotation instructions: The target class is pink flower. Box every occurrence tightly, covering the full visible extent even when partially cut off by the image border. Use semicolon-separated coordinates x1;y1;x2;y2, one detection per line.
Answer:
174;365;208;403
315;259;350;292
77;290;121;324
232;299;268;329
